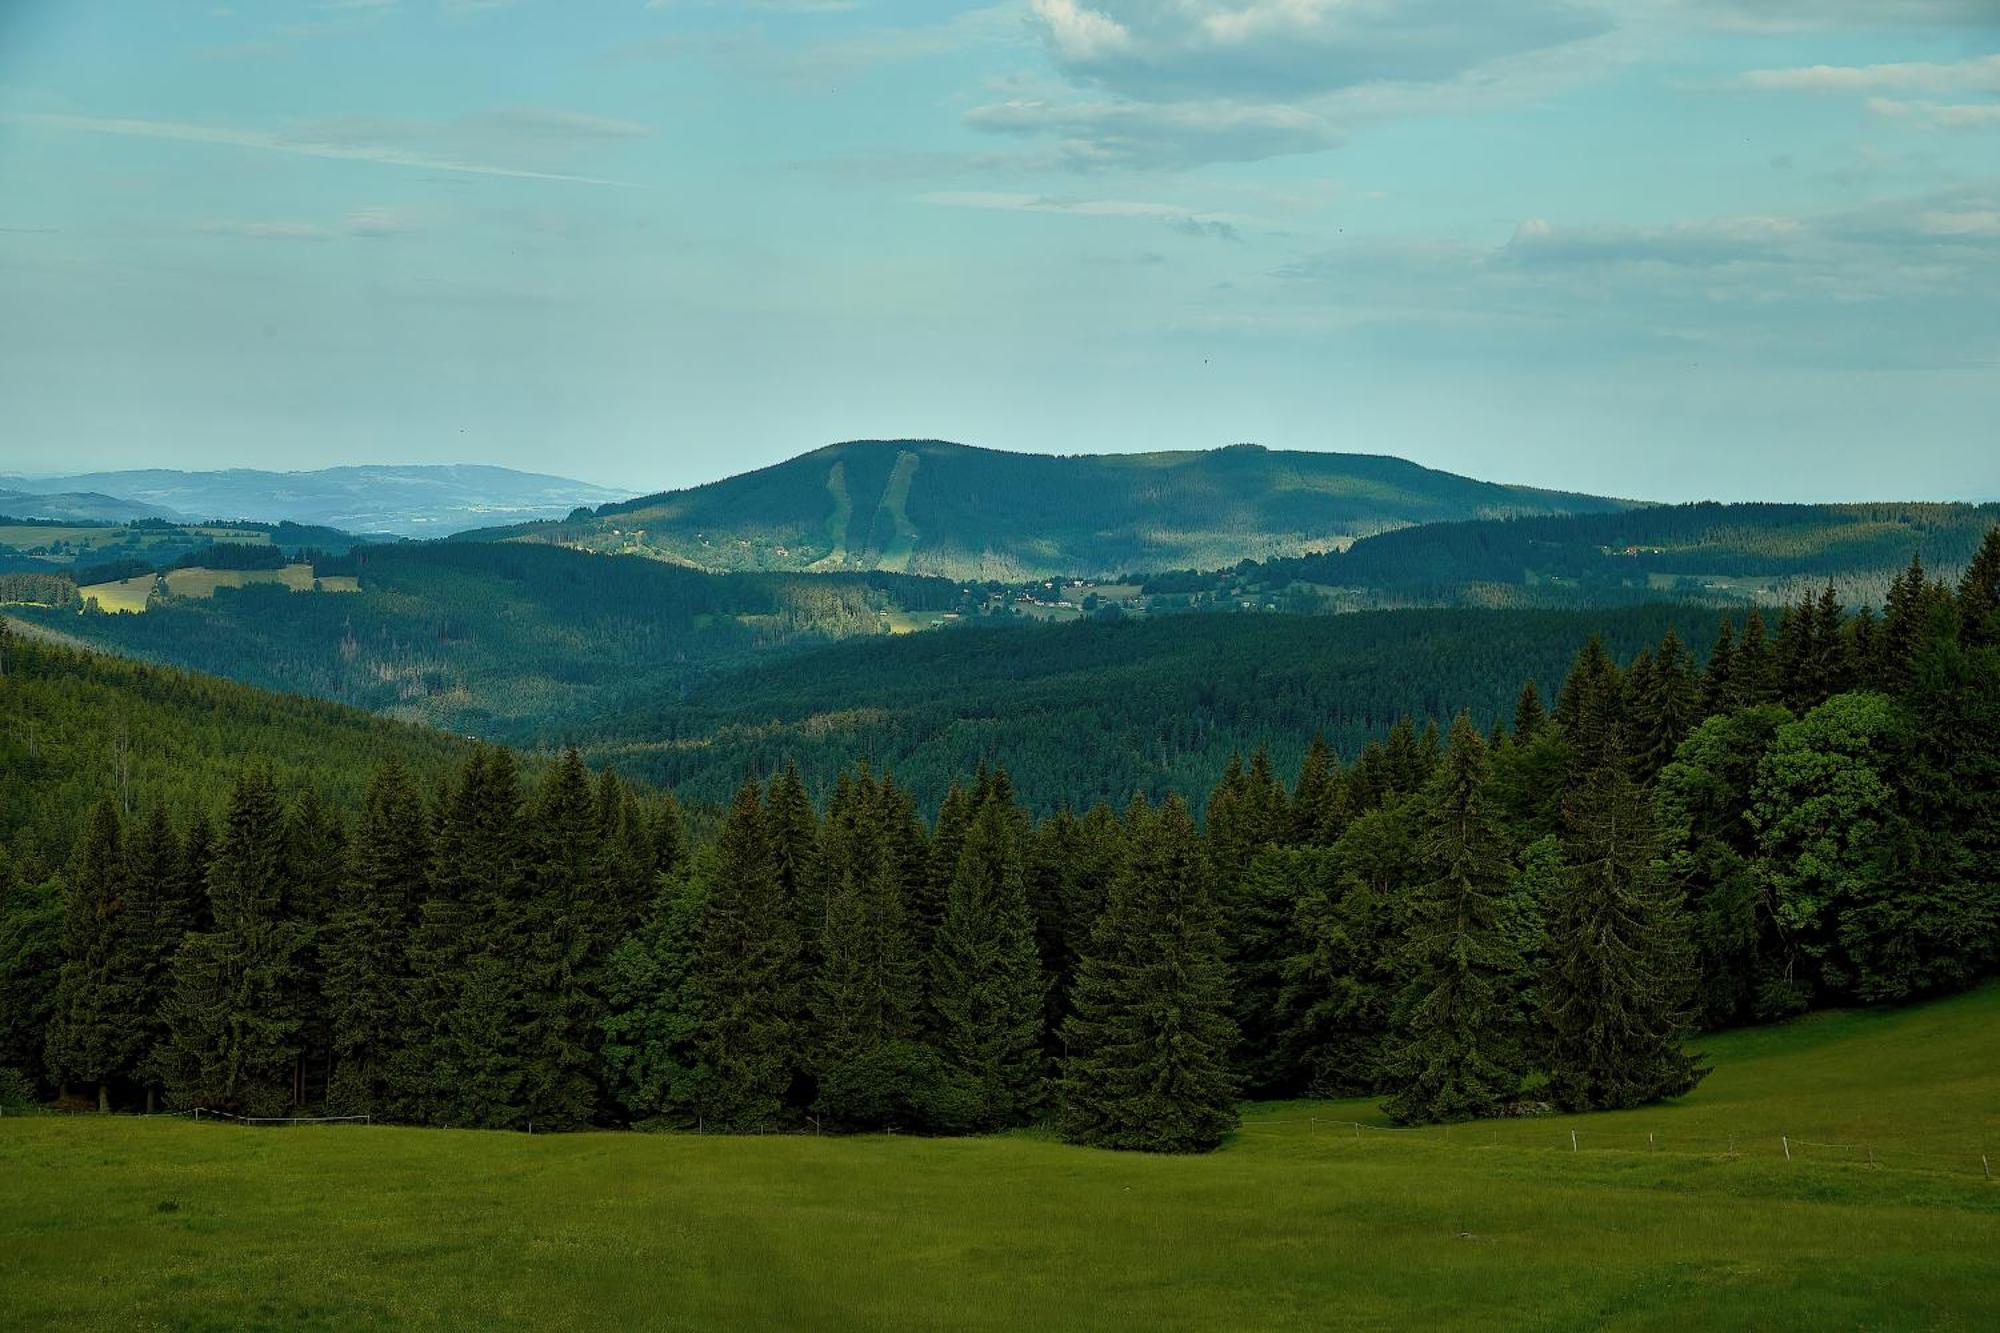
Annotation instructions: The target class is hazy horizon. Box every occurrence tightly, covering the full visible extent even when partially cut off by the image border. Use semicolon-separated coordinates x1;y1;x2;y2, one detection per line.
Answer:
3;2;1995;503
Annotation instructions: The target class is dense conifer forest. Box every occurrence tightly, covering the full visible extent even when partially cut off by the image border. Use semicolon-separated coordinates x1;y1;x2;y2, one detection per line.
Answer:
7;530;1995;1149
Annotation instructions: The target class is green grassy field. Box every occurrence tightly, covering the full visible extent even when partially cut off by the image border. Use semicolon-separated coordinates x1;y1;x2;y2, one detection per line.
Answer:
4;987;1996;1330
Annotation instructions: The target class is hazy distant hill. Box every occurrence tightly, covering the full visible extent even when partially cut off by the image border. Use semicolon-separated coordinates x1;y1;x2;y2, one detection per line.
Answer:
0;465;630;536
0;488;179;524
464;440;1634;580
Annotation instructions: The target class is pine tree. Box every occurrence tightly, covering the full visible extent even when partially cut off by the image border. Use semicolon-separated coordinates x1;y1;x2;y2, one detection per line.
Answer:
1543;752;1705;1111
1060;795;1238;1153
766;762;821;961
1556;636;1623;781
928;788;1046;1129
165;772;309;1115
1513;680;1548;744
1700;617;1738;716
45;800;138;1111
515;748;607;1130
1880;553;1930;689
1959;525;2000;650
695;779;801;1130
1632;627;1699;780
1734;609;1776;706
324;760;428;1118
1288;735;1348;846
125;804;189;1112
1381;717;1525;1124
408;749;527;1128
918;780;972;952
283;788;347;1108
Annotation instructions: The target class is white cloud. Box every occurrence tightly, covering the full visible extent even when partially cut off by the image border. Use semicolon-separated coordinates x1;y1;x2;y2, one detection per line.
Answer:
1867;97;2000;128
1738;54;2000;94
922;189;1257;237
1675;0;2000;33
1024;0;1610;101
966;96;1342;168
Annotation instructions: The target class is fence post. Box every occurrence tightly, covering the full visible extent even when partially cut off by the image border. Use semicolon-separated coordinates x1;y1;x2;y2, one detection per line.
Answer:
1354;1122;1361;1140
1867;1145;1875;1169
1570;1130;1578;1153
1983;1155;1991;1181
1782;1135;1791;1161
1310;1116;1316;1138
1649;1132;1656;1153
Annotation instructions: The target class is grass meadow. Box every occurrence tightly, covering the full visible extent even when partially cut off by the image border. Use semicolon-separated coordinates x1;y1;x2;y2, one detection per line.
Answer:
4;987;1995;1330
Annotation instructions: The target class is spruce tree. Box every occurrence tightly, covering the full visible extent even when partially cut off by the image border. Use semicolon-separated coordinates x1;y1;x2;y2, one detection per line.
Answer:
1632;628;1699;780
1543;750;1705;1111
408;749;527;1128
601;853;710;1126
45;800;138;1111
1699;618;1737;716
695;779;801;1130
1381;717;1525;1124
324;760;428;1118
516;748;607;1130
1289;735;1348;846
165;772;309;1115
1513;680;1548;744
1059;795;1238;1153
1958;525;2000;649
125;804;189;1112
766;762;821;960
928;788;1046;1129
1734;609;1776;705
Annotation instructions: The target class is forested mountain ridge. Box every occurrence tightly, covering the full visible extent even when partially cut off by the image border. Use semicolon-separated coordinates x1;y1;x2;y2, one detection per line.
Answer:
1219;500;2000;611
462;440;1634;580
9;541;963;738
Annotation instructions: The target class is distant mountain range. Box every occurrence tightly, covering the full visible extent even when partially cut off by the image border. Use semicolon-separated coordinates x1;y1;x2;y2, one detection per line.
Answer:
464;440;1635;580
0;465;631;537
0;488;181;524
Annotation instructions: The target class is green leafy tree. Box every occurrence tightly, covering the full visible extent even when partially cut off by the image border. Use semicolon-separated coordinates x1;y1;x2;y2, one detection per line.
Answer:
601;853;711;1126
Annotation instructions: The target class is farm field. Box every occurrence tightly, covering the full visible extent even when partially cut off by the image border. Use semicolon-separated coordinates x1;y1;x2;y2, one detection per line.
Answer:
77;564;357;613
3;986;1994;1331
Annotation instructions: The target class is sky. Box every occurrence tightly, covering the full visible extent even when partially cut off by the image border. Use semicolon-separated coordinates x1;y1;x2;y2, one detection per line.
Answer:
0;2;1995;502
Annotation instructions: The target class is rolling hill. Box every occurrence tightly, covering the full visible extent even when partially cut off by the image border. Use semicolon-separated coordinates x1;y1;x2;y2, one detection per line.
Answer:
0;465;631;537
465;440;1634;580
0;489;178;524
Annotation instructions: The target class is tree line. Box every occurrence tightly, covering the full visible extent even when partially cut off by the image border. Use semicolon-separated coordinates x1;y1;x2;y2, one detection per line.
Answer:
4;528;1996;1149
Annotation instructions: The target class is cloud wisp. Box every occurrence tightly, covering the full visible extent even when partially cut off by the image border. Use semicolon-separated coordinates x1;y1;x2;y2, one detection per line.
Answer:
5;110;642;185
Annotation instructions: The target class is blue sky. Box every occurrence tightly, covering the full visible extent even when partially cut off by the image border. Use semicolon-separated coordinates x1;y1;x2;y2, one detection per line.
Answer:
1;1;1995;501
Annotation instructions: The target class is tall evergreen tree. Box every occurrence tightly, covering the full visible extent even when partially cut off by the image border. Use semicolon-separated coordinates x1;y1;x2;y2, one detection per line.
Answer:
165;772;309;1115
125;804;189;1111
1381;717;1525;1124
695;779;801;1130
1700;618;1738;716
45;800;137;1111
1288;735;1348;846
1632;627;1699;780
1958;526;2000;650
1734;609;1776;706
928;788;1046;1129
1513;680;1548;744
515;749;608;1130
1060;795;1238;1153
324;760;428;1118
1543;751;1705;1111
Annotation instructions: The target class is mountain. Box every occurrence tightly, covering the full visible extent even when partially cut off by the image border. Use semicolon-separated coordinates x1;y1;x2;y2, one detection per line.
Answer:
0;465;630;537
463;440;1635;580
0;489;179;524
1235;501;2000;610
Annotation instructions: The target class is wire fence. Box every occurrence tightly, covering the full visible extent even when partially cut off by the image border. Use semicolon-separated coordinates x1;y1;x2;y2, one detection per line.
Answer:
192;1109;371;1126
1233;1115;1995;1181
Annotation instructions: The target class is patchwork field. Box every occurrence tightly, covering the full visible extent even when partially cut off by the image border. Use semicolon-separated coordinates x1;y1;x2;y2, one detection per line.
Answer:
2;986;1994;1330
78;564;358;613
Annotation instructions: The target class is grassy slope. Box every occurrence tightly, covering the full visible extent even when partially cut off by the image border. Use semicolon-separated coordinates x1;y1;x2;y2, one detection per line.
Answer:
4;987;1994;1330
472;440;1631;580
